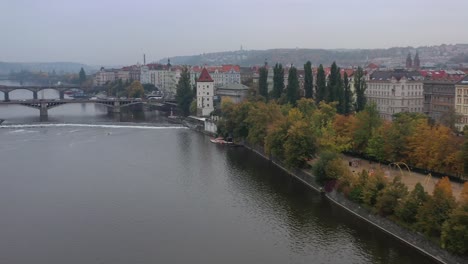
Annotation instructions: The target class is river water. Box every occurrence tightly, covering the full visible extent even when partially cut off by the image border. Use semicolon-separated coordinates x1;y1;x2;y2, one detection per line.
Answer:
0;86;439;263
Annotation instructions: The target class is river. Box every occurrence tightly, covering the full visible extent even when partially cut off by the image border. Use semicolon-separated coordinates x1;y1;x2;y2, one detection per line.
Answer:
0;86;439;263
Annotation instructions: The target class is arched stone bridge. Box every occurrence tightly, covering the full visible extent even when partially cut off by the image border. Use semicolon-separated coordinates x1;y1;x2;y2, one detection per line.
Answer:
0;85;83;101
0;99;176;118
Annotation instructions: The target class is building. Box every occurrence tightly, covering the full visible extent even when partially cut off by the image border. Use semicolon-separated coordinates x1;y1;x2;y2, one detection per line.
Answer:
94;67;117;86
216;83;249;104
197;68;215;117
191;65;241;87
366;69;424;120
423;80;456;123
455;75;468;131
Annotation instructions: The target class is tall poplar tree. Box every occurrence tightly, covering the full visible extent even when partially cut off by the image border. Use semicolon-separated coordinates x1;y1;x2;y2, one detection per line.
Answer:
258;66;269;99
354;66;367;112
286;66;299;105
336;70;344;114
343;72;353;114
316;64;326;104
327;62;339;102
272;63;284;99
79;67;86;85
304;61;313;99
176;66;193;116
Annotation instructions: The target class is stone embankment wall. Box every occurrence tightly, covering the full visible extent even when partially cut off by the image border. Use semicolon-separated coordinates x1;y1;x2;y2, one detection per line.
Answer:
242;142;468;264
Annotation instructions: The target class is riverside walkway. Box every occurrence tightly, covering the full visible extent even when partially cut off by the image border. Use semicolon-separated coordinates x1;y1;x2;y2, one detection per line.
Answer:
342;154;464;200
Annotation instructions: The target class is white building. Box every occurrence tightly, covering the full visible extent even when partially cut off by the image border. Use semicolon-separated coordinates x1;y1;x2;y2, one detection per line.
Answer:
94;67;117;86
191;65;241;87
455;75;468;131
197;68;215;117
366;70;424;120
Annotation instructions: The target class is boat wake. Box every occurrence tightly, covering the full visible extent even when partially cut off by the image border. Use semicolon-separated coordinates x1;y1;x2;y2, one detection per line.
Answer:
0;123;188;130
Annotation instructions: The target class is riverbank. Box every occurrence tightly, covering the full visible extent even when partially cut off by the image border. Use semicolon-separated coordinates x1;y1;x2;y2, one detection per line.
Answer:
240;142;467;264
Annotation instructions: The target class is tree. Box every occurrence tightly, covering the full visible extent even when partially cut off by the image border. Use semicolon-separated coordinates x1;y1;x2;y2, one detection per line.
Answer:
439;107;461;132
351;102;382;153
343;72;353;114
354;66;367;112
327;62;339;103
395;183;428;224
312;151;344;185
441;182;468;254
272;63;284;99
416;177;456;237
127;80;144;98
316;64;327;104
304;61;313;99
375;176;408;217
286;66;299;105
462;128;468;179
246;102;282;146
175;66;193;116
283;109;317;168
79;67;86;85
258;66;269;99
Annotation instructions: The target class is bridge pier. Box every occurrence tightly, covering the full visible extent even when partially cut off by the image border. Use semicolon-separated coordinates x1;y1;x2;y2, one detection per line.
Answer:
59;91;65;99
112;101;121;113
33;91;38;100
4;91;9;102
40;103;48;118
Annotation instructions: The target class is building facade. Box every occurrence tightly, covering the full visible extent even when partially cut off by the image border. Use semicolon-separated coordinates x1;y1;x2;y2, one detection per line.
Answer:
366;70;424;120
216;83;249;104
197;68;215;117
423;81;456;123
455;75;468;131
94;67;117;86
191;65;241;87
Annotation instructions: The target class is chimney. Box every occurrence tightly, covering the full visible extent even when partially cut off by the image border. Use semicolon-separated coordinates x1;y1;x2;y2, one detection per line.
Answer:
143;54;146;65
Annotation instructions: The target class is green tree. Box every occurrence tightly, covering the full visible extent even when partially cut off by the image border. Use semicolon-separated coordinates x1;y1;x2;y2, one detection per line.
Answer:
175;66;193;116
354;66;367;112
272;63;284;99
395;183;428;224
79;67;86;85
286;66;299;105
416;177;457;237
462;128;468;179
246;102;282;146
352;102;382;153
361;171;387;207
258;66;269;99
312;151;347;185
304;61;313;99
439;107;461;132
441;183;468;254
343;72;353;114
375;176;408;217
284;109;317;168
316;64;327;104
327;62;339;103
127;80;144;98
336;69;344;114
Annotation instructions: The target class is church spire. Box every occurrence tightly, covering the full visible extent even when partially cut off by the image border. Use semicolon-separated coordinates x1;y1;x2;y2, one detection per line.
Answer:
413;52;420;69
406;52;413;69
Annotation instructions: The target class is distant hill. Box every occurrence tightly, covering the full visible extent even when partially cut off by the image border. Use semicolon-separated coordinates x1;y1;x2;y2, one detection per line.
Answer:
0;62;97;75
159;44;468;68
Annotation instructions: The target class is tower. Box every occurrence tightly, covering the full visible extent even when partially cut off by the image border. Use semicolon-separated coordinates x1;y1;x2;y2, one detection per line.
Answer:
414;52;420;69
196;68;214;117
406;52;413;69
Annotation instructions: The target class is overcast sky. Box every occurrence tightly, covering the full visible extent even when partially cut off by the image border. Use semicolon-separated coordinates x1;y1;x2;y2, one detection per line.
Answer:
1;0;468;65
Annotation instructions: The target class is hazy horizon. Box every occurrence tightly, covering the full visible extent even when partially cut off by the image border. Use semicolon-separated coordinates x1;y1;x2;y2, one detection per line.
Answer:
2;0;468;65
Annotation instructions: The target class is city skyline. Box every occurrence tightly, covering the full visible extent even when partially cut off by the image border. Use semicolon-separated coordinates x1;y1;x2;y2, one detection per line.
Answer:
2;0;468;65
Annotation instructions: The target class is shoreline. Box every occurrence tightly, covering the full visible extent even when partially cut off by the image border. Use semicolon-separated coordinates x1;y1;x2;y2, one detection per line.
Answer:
239;142;467;264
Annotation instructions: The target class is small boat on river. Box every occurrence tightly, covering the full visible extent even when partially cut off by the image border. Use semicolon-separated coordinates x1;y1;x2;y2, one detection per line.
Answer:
210;137;232;144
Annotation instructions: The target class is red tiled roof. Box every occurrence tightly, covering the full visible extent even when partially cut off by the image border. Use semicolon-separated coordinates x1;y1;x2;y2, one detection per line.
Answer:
367;63;379;69
198;68;214;82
